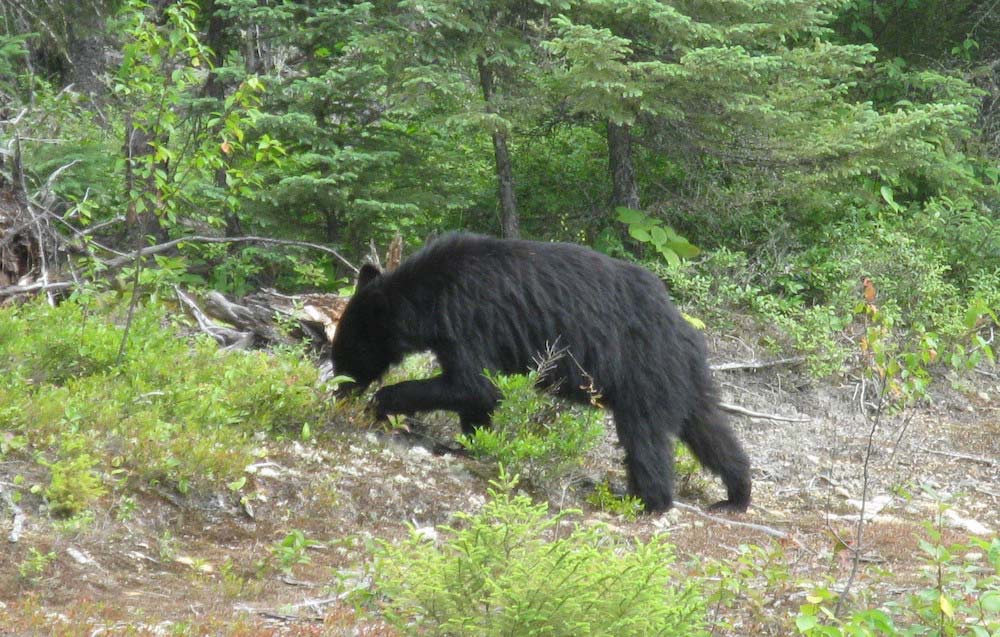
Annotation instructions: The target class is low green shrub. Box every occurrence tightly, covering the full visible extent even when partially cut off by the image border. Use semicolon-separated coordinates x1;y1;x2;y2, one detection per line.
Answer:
661;210;998;380
0;295;331;507
38;435;106;518
459;371;604;489
660;248;851;375
365;473;706;635
586;479;644;520
797;524;1000;636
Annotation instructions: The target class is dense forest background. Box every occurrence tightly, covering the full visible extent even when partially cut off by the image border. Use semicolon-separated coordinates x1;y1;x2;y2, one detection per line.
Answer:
0;1;996;295
2;0;999;378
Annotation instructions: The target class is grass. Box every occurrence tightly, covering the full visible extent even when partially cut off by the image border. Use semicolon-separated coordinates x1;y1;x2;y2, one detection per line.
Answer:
0;293;332;515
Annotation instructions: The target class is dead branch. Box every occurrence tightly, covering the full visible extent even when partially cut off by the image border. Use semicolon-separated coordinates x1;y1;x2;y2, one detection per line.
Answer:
673;502;809;550
0;233;359;299
918;447;998;467
101;235;358;273
385;232;404;271
1;483;25;543
236;595;344;623
711;356;806;372
0;280;74;297
173;287;345;353
174;287;246;347
720;401;811;423
205;290;316;349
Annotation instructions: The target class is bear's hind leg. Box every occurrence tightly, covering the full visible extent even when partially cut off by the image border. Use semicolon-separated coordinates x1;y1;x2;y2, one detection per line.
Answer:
679;414;751;513
613;406;676;513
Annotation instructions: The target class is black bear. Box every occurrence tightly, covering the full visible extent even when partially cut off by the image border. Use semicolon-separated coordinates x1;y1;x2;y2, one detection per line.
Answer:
331;233;751;512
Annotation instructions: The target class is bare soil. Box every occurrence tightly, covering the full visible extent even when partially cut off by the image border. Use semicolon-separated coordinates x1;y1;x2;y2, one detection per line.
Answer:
1;345;997;635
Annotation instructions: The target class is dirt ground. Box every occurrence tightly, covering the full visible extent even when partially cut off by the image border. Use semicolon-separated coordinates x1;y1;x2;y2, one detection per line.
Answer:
1;343;997;635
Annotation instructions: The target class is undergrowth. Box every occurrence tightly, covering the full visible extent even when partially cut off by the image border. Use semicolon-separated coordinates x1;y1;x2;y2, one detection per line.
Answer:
661;215;997;380
0;293;330;516
459;370;604;490
362;472;706;636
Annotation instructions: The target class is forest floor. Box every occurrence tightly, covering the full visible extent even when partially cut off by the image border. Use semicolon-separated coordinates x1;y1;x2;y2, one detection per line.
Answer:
1;339;997;636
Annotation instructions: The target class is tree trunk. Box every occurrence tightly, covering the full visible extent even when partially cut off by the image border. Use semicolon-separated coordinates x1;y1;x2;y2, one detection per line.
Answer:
324;209;340;243
477;55;519;238
67;31;108;99
123;121;169;244
201;1;241;236
607;121;640;211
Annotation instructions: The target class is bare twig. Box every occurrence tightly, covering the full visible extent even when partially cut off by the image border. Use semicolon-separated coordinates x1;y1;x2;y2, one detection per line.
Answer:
710;356;806;372
236;595;344;623
1;484;25;543
917;447;998;467
835;370;888;618
101;235;358;273
719;402;811;423
673;502;809;550
0;280;74;296
0;234;359;299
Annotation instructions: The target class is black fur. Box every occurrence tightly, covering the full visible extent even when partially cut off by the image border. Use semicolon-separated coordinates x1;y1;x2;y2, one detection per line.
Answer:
331;233;751;512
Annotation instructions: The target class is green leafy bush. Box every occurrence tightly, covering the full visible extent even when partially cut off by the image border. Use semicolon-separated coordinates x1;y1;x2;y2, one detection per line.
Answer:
586;479;644;520
661;248;851;375
366;473;705;635
459;371;603;488
0;295;330;501
797;524;1000;636
270;530;323;576
38;436;107;518
617;207;700;267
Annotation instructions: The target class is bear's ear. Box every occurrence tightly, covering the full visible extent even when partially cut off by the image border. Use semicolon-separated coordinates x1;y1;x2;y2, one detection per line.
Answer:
357;263;382;290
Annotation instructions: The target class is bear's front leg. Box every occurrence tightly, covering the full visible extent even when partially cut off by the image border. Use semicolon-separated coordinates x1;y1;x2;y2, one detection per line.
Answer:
372;376;498;422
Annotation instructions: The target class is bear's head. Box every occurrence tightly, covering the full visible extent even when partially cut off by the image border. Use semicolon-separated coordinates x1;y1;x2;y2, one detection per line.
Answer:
331;263;401;393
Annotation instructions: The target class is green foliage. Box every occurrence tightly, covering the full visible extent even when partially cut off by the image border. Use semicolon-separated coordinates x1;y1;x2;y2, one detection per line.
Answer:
617;207;700;267
112;0;277;231
0;0;995;390
459;371;604;489
0;295;330;505
661;193;998;379
270;530;323;576
0;34;29;94
586;479;644;521
834;0;983;63
365;473;706;635
796;529;1000;636
702;542;794;633
38;437;107;518
18;548;57;582
662;248;851;375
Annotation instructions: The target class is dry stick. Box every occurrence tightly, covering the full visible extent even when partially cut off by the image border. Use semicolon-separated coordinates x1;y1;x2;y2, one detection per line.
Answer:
11;132;57;307
0;191;120;254
918;447;998;467
238;595;343;623
116;191;153;365
174;286;228;344
673;502;810;550
834;377;887;618
174;288;252;348
710;356;806;372
719;401;811;423
0;280;74;296
1;485;25;543
101;235;358;273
